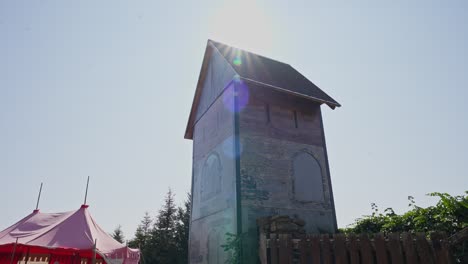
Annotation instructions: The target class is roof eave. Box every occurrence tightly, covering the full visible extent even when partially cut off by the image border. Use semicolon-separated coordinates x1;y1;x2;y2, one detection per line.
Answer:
185;41;341;140
184;42;215;140
240;77;341;109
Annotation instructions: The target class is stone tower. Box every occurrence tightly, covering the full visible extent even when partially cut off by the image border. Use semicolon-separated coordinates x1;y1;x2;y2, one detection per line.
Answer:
185;40;340;263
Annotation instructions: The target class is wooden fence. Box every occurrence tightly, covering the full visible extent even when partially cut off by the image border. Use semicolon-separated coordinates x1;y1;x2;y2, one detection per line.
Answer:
259;232;453;264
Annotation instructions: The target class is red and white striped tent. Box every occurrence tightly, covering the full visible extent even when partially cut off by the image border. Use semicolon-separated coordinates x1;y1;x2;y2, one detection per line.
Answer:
0;205;139;264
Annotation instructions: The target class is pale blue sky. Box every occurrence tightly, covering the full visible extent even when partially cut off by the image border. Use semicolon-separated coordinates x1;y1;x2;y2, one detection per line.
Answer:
1;0;467;239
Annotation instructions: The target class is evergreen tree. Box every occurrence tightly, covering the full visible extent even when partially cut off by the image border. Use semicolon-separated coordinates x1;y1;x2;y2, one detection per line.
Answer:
128;189;192;264
148;188;178;263
128;212;153;263
111;225;125;244
174;193;191;264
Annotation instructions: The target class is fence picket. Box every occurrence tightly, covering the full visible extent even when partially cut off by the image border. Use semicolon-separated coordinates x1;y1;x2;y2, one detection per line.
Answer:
269;234;278;264
334;234;348;264
359;234;373;264
347;234;360;264
415;233;434;264
374;233;388;264
279;234;292;264
387;233;404;264
258;231;454;264
430;232;452;264
298;237;307;264
401;232;418;264
259;232;268;264
321;234;332;264
309;235;321;264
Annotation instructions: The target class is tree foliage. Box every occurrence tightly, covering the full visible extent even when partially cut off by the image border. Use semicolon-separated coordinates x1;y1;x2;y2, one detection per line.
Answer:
221;232;244;264
342;191;468;236
128;212;153;261
128;189;191;264
341;191;468;262
174;193;191;264
111;225;125;244
147;188;178;263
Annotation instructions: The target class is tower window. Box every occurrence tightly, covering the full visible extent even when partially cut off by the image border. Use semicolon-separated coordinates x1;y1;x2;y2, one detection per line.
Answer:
293;110;298;128
292;152;324;202
265;103;271;124
201;152;222;201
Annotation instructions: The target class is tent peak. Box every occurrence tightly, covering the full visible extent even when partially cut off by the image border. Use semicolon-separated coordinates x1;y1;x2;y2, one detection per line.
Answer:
81;204;89;209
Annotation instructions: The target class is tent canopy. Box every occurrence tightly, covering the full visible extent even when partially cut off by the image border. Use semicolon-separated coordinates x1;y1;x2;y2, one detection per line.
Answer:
0;205;139;264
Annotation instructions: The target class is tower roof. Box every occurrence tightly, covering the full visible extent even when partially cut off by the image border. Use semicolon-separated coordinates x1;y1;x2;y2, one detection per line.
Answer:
210;40;340;108
185;40;340;139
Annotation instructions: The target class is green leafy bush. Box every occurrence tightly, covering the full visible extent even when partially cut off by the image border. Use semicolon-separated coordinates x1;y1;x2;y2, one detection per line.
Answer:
341;191;468;262
221;232;244;264
342;191;468;236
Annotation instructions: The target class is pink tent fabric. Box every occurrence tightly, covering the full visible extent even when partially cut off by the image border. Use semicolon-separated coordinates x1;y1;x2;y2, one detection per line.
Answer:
0;205;139;264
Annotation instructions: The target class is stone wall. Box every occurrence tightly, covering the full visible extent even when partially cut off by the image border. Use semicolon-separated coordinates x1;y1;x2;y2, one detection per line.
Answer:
189;83;237;264
257;215;307;238
238;84;337;263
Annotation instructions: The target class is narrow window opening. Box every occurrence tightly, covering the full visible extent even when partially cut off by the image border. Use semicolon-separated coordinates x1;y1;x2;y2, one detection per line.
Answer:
293;110;298;128
266;103;271;124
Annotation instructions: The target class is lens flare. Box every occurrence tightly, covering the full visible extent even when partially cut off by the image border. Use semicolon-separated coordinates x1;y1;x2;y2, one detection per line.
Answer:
222;135;243;159
222;78;249;113
233;50;242;66
233;57;242;66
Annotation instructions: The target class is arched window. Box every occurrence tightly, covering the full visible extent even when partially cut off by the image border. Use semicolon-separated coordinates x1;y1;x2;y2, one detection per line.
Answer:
293;152;324;202
201;152;222;201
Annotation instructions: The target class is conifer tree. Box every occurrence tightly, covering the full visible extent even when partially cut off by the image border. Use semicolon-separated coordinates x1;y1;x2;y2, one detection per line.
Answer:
128;211;153;260
148;188;178;263
174;192;191;264
129;189;192;263
111;225;125;244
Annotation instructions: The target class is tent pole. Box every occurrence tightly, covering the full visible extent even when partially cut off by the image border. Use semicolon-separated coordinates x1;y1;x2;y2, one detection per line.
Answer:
84;176;90;205
35;183;43;210
9;238;18;264
92;239;97;264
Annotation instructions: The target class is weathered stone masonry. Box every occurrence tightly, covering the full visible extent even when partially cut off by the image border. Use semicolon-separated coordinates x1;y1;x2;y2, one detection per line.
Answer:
185;40;340;264
238;84;337;262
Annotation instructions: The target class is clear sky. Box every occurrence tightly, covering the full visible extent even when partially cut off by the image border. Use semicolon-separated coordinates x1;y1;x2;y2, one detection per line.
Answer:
1;0;467;239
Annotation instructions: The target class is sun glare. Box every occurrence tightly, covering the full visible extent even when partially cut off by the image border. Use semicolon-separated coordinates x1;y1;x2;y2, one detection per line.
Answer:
208;0;274;53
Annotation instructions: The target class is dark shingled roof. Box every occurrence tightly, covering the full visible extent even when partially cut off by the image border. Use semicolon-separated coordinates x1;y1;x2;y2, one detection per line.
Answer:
210;40;341;108
184;40;340;139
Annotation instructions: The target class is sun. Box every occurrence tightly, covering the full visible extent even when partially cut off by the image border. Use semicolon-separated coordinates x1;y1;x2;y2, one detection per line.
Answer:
207;0;274;53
